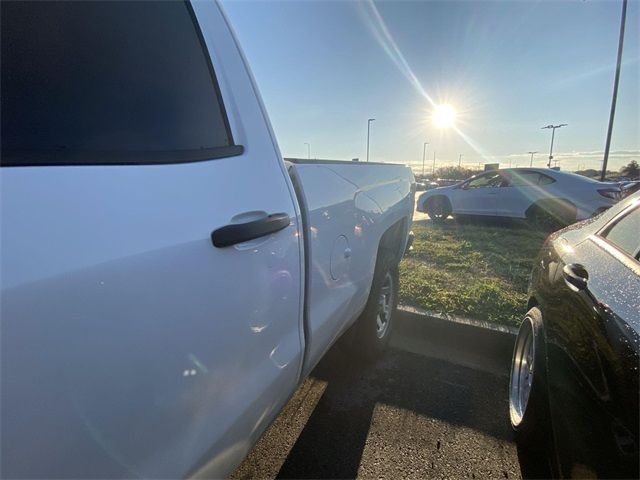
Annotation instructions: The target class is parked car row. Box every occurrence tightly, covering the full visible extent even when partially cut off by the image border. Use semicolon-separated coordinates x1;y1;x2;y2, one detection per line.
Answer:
415;178;459;191
417;168;622;228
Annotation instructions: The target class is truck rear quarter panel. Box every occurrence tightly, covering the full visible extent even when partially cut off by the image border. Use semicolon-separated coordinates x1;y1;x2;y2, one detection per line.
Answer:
289;161;414;376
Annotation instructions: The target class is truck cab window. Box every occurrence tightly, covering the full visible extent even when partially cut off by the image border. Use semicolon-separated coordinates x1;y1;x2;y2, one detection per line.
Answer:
1;1;237;166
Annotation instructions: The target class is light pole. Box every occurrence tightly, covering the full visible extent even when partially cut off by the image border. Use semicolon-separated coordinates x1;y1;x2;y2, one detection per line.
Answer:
528;151;538;167
432;151;436;176
458;154;463;167
304;142;310;160
366;118;375;162
602;0;627;180
542;124;567;168
422;142;429;177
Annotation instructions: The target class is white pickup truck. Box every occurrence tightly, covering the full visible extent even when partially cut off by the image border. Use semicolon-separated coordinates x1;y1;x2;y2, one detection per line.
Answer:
0;1;415;477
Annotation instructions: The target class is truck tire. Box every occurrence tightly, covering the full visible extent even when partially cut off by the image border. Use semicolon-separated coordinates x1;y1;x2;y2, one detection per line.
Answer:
352;249;399;360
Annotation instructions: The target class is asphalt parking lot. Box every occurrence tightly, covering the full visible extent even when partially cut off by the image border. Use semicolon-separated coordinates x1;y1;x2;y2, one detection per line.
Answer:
232;311;522;479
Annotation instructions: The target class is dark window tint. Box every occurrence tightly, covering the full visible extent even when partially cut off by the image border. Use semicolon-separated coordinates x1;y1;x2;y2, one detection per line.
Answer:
466;172;503;188
506;172;556;187
602;206;640;260
538;174;555;185
1;1;239;166
507;172;541;187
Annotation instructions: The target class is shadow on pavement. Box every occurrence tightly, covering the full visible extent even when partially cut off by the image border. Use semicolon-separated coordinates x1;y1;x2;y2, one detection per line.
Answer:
276;345;515;479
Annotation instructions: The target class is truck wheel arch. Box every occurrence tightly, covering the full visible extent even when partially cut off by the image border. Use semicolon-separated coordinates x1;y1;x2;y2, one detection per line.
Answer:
378;217;409;266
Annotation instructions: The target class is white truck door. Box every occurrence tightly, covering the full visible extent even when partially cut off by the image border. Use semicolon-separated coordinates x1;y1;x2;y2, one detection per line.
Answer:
1;2;303;478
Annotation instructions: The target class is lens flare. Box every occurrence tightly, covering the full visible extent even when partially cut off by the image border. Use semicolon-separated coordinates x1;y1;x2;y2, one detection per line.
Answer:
432;105;456;128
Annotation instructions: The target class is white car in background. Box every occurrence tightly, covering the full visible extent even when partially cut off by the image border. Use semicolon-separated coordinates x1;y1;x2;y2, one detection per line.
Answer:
417;168;621;227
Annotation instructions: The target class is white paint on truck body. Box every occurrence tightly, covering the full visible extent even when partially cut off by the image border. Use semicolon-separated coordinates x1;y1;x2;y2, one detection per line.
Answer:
290;162;414;377
0;2;415;478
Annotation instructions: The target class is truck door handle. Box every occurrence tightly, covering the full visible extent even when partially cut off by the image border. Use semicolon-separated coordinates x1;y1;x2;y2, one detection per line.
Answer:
562;263;589;292
211;213;290;248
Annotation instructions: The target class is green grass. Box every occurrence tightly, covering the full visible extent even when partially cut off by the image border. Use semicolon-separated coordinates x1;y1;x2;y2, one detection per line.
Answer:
399;218;547;326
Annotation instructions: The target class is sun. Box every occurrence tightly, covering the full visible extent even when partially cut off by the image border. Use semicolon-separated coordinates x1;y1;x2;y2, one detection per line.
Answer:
432;104;457;128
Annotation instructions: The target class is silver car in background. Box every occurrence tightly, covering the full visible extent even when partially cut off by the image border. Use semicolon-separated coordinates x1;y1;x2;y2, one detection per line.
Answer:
417;168;621;227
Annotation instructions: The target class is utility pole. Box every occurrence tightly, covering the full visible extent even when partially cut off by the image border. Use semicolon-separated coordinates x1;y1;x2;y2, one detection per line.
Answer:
304;142;310;160
602;0;627;180
458;154;463;167
421;142;429;177
542;124;567;168
432;151;436;176
528;151;538;167
366;118;375;162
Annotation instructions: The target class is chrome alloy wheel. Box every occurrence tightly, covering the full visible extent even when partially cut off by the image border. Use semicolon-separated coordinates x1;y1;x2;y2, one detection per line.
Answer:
510;318;535;427
375;272;395;339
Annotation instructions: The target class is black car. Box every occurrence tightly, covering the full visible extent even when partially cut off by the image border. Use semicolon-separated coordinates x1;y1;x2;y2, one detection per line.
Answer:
509;192;639;479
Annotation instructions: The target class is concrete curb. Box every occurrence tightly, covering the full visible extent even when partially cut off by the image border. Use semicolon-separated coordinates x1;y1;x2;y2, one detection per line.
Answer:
394;305;517;377
399;304;519;336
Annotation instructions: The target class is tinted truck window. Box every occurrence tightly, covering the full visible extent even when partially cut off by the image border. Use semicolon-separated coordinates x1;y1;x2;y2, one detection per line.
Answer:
1;1;238;166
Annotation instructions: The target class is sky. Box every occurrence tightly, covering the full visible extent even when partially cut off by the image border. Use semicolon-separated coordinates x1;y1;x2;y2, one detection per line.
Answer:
222;0;639;173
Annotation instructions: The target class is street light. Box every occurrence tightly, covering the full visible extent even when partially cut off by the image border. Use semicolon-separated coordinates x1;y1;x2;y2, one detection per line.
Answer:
366;118;375;162
528;151;538;167
602;0;628;180
304;142;310;160
541;124;567;168
458;154;463;167
422;142;429;177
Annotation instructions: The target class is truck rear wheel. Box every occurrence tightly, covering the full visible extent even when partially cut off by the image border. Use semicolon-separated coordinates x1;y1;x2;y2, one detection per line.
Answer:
353;249;399;360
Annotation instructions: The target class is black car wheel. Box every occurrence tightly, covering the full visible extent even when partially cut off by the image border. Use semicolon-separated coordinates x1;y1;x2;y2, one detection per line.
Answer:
509;307;553;478
526;204;557;231
426;197;451;223
526;200;576;231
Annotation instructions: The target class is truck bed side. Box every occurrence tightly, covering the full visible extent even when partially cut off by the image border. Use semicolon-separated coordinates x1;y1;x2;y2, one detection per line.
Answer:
288;161;415;376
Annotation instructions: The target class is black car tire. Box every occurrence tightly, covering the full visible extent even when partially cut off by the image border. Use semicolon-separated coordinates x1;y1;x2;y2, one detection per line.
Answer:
350;248;399;361
426;196;451;223
526;200;576;231
526;204;557;231
510;307;553;478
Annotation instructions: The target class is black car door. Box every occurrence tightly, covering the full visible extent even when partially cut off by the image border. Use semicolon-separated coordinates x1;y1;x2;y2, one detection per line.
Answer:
546;204;639;478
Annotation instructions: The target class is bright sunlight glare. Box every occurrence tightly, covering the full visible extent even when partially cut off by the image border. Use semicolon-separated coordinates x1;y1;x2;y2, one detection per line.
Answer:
432;104;457;128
